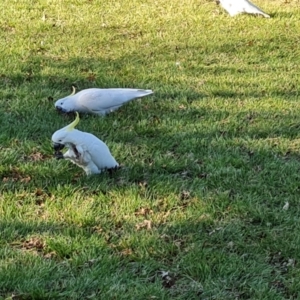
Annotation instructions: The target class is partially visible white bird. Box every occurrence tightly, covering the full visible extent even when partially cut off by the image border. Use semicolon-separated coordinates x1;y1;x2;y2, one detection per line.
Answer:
52;112;119;175
217;0;270;18
55;87;154;115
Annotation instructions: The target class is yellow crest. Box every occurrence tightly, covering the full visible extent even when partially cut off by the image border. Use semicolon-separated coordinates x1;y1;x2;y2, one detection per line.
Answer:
66;112;80;131
70;86;76;96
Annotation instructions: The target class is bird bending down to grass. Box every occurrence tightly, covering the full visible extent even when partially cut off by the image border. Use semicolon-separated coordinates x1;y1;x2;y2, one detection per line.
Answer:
55;87;154;115
217;0;270;18
52;112;119;175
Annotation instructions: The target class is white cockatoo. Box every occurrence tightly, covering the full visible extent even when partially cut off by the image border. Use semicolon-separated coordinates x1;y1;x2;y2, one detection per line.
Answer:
55;87;154;115
52;112;119;175
217;0;270;18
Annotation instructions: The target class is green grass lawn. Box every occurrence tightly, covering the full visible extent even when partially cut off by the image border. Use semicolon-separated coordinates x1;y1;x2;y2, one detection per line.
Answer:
1;0;300;299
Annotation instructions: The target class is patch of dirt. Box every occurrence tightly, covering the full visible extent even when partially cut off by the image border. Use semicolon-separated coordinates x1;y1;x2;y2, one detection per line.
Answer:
27;152;50;161
134;207;153;217
2;167;31;183
135;220;152;231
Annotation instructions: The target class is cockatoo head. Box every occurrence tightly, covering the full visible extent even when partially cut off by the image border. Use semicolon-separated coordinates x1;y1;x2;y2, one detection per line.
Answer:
52;112;80;152
55;87;76;113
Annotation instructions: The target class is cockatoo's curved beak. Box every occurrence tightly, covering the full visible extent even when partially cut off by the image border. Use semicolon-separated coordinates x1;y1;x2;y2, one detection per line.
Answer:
53;142;65;151
56;106;68;113
53;143;65;159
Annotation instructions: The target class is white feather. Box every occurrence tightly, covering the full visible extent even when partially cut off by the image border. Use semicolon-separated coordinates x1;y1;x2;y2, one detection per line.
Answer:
52;127;118;175
55;88;154;115
218;0;270;18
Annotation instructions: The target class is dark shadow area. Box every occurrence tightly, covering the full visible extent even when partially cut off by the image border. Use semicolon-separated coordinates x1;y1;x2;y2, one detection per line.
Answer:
0;13;299;296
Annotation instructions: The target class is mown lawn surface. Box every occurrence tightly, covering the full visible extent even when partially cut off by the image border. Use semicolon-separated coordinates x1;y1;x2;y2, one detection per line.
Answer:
1;0;300;299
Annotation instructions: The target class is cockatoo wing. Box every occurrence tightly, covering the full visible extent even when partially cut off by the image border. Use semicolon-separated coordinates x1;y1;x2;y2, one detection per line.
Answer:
76;88;153;115
218;0;270;18
243;1;270;17
86;140;119;170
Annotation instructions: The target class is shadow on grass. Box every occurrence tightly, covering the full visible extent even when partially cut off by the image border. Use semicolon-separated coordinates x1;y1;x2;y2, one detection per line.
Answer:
1;205;299;299
1;6;300;299
1;98;300;195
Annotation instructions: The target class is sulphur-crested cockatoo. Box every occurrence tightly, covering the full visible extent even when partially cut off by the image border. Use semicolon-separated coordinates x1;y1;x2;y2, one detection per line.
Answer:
55;87;154;115
217;0;270;18
52;112;119;175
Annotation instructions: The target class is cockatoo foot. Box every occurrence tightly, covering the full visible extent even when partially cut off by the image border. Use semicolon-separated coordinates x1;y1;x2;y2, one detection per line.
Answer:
54;151;64;160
